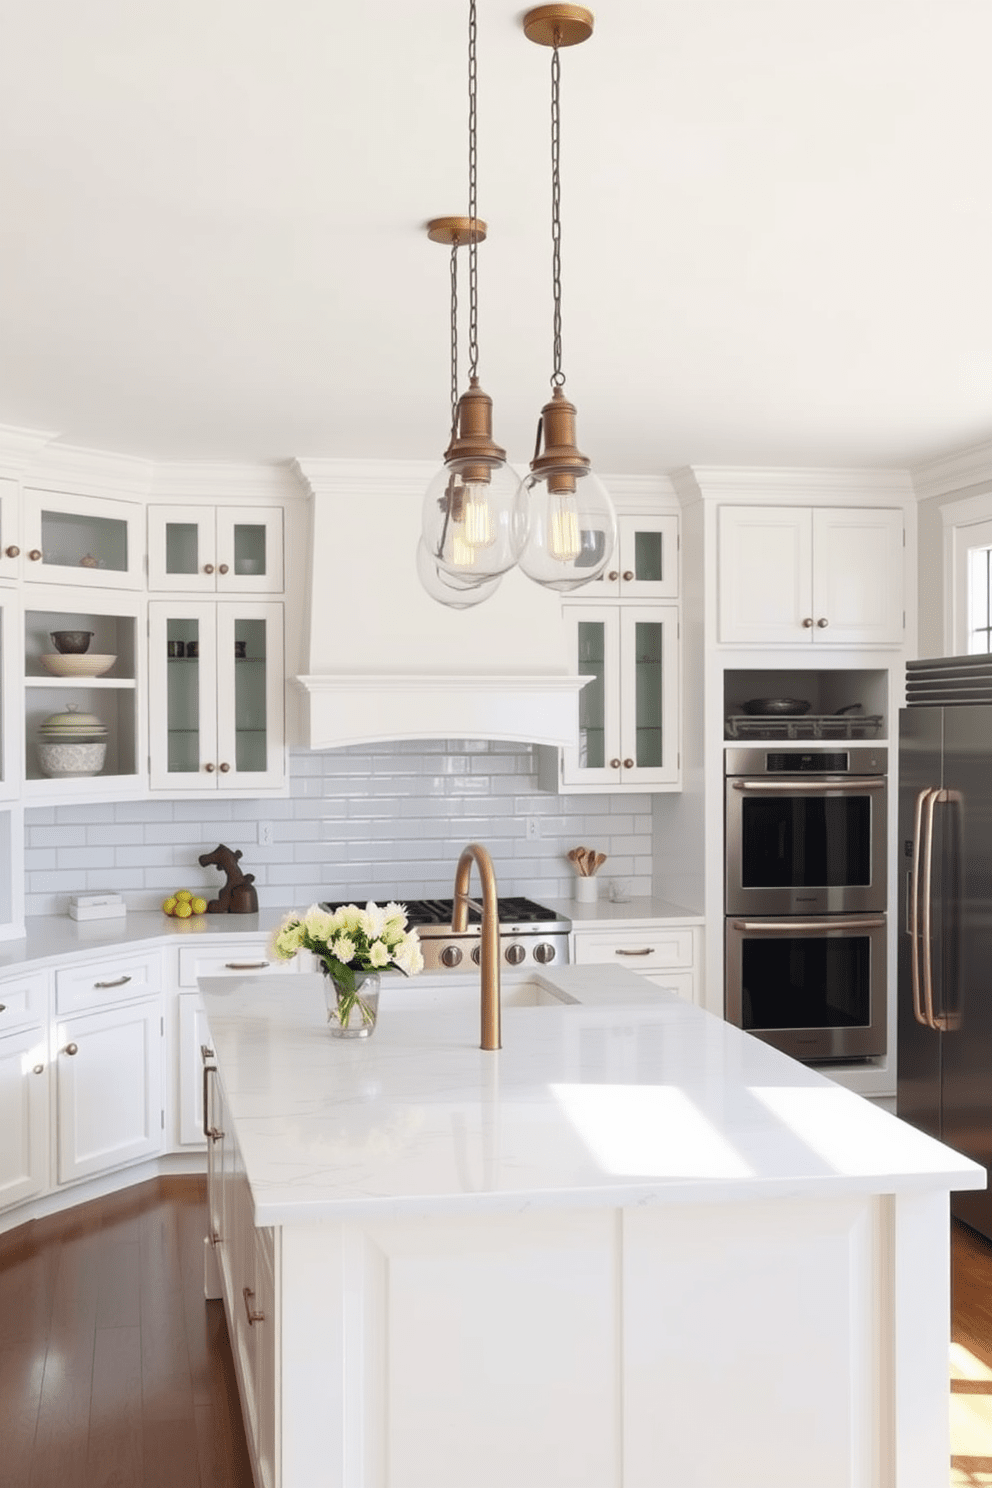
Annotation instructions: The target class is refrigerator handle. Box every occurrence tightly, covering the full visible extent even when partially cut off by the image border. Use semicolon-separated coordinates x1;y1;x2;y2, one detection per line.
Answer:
934;788;964;1033
909;787;935;1029
920;786;943;1031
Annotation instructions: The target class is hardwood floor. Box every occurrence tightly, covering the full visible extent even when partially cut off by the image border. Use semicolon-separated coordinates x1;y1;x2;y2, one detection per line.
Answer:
0;1177;253;1488
2;1182;991;1486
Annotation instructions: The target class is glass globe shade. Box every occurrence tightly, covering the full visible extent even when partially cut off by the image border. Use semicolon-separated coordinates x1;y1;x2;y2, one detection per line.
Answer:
421;458;527;582
415;539;502;609
517;463;618;593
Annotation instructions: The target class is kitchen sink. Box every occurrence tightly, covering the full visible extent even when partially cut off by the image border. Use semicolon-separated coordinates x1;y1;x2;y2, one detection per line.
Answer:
384;975;574;1011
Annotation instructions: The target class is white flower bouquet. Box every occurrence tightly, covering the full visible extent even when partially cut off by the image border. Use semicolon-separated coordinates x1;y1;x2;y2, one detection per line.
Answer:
269;901;424;1030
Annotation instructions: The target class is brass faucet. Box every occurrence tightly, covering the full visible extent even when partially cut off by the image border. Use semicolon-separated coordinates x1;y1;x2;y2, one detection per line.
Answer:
451;842;501;1050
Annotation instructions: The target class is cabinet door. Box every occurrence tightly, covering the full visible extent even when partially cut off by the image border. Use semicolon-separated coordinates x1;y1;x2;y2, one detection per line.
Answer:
216;603;285;789
618;606;680;785
811;508;904;645
0;1025;48;1210
147;506;218;592
22;490;144;589
55;1000;164;1184
149;601;218;790
718;506;813;645
0;478;20;585
562;606;622;786
215;508;284;594
618;514;679;598
178;993;210;1147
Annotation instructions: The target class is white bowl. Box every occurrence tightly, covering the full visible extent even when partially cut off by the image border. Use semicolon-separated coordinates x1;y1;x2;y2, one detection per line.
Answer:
40;653;116;678
37;740;107;778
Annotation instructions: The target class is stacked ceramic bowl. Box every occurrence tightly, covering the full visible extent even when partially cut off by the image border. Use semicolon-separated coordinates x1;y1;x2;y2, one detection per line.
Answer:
36;705;108;778
41;630;116;678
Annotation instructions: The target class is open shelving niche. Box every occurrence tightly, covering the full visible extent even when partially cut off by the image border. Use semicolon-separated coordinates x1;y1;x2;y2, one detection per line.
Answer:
723;668;890;743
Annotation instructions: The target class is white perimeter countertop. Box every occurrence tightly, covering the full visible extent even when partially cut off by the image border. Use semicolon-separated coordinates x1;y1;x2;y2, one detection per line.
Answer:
199;965;984;1228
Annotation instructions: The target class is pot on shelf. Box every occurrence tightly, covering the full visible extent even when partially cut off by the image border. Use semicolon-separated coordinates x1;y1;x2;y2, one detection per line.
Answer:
36;704;108;778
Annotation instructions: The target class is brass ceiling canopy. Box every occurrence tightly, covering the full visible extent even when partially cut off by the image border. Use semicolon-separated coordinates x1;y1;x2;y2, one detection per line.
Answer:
522;5;594;48
426;216;487;246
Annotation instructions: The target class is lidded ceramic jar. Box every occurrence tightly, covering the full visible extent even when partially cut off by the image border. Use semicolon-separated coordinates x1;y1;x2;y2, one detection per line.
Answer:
36;704;108;778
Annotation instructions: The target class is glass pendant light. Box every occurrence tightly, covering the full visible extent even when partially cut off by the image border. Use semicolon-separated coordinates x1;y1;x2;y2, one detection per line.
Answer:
420;0;524;601
519;6;617;593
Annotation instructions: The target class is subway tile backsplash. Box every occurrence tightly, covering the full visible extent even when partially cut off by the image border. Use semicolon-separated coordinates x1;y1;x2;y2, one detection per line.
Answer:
23;743;654;916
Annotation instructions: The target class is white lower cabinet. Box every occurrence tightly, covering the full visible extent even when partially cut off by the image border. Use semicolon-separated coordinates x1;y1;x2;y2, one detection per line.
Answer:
572;923;700;1004
54;997;164;1184
0;1022;49;1209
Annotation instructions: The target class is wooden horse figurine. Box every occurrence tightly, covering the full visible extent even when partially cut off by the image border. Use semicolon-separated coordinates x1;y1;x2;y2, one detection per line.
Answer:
197;843;259;914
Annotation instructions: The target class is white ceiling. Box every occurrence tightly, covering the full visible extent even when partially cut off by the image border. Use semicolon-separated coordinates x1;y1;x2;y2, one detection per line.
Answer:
1;1;990;476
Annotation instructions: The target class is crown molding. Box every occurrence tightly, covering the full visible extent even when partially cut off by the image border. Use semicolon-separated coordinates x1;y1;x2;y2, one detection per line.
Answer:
668;464;914;506
911;439;992;503
23;442;154;499
0;424;60;477
149;460;307;502
293;457;437;500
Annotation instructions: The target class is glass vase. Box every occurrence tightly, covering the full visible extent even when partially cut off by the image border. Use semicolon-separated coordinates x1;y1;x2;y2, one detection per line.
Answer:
323;970;381;1039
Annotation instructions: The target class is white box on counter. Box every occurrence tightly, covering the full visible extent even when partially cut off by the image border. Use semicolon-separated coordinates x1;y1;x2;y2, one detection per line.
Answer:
69;891;126;921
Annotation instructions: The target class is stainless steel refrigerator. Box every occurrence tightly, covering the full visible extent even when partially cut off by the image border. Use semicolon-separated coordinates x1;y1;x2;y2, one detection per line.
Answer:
899;687;992;1239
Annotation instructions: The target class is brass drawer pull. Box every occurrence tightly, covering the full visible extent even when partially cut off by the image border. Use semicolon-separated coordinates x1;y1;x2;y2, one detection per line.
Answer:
93;974;132;989
243;1286;264;1326
615;947;654;957
225;960;268;970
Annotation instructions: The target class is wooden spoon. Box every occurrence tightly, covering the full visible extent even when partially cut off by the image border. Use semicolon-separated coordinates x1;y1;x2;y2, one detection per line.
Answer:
568;847;588;876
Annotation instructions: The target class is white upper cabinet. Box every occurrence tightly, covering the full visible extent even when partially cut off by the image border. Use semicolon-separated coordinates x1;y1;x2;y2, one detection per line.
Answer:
0;479;21;586
21;489;145;589
147;505;284;593
717;505;905;646
593;513;679;599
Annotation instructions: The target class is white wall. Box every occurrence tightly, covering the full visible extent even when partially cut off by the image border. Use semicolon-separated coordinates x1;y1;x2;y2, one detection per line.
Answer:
22;742;654;916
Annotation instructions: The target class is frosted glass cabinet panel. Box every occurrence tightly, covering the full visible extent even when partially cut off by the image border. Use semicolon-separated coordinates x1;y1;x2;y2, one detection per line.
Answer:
595;514;679;599
147;506;284;593
21;490;144;589
562;604;679;790
149;601;284;792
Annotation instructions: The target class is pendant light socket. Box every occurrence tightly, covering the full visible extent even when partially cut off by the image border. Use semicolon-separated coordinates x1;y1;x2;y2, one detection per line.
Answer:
445;377;506;484
530;386;589;495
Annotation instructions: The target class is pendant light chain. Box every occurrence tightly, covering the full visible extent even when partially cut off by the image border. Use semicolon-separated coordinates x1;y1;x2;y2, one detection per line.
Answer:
550;34;565;388
467;0;480;381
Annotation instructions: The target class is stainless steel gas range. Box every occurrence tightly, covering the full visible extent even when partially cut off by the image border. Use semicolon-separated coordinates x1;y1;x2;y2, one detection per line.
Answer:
320;897;571;974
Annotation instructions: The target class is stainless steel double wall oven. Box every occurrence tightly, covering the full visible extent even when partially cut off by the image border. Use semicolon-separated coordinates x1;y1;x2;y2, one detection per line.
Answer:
725;746;888;1061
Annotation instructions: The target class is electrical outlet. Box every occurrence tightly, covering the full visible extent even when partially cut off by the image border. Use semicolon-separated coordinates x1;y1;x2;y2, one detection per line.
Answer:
525;816;541;842
258;822;274;847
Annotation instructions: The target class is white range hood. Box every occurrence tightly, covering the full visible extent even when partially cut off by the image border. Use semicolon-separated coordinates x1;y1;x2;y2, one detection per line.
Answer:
293;459;586;750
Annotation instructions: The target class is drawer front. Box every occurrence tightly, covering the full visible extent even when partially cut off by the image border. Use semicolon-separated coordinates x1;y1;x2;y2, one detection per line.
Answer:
0;969;46;1030
178;944;296;987
572;928;694;972
56;950;164;1014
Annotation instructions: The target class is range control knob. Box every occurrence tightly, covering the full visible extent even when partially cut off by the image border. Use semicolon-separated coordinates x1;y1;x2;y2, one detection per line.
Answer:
440;945;463;968
471;946;482;965
505;943;526;966
534;942;556;964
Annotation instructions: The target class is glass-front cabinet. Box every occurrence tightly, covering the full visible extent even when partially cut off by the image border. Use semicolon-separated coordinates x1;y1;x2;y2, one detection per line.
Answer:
148;601;284;792
0;594;21;798
0;479;20;586
594;513;679;599
147;506;284;593
21;489;144;590
561;603;680;790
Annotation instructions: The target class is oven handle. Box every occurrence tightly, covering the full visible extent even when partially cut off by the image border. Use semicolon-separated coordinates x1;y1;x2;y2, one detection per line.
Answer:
730;917;886;933
909;786;935;1029
730;777;885;793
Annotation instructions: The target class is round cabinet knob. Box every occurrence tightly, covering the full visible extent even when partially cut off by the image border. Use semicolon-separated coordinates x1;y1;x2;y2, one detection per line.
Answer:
219;762;230;773
607;571;619;582
218;563;229;575
609;758;622;769
4;545;19;558
816;617;829;628
0;1003;5;1013
623;758;634;769
28;549;42;561
622;570;634;581
204;563;214;574
204;762;215;773
802;617;814;628
534;942;556;965
440;945;463;968
64;1043;78;1056
505;944;526;966
471;946;482;965
33;1064;44;1075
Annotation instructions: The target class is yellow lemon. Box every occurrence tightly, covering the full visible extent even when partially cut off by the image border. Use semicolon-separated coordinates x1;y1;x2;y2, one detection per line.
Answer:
175;889;193;902
190;897;208;916
162;896;177;916
174;901;193;918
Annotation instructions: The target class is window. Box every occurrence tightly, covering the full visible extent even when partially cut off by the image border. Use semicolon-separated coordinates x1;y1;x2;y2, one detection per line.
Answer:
967;537;992;653
944;497;992;654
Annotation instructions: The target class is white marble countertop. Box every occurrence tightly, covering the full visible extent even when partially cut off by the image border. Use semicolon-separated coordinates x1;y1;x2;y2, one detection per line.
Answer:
541;894;703;926
199;965;984;1228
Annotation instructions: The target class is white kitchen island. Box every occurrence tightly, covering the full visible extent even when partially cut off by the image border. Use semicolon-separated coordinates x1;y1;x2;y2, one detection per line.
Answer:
199;965;984;1488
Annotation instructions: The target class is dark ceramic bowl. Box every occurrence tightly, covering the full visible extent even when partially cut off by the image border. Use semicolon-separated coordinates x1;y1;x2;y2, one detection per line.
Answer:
50;630;94;654
741;697;811;717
